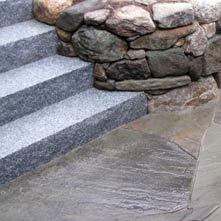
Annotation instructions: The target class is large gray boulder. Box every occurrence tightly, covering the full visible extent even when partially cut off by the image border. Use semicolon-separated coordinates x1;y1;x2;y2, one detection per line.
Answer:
72;26;128;62
147;48;190;78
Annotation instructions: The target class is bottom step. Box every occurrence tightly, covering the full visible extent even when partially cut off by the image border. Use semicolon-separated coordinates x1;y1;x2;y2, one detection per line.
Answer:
0;89;147;185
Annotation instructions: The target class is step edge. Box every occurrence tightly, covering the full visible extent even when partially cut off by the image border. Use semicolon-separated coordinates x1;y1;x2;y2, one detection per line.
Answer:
0;92;147;185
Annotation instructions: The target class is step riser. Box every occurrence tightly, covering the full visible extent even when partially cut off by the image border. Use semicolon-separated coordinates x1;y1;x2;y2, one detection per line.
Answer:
0;65;93;126
0;31;58;73
0;94;147;185
0;0;33;28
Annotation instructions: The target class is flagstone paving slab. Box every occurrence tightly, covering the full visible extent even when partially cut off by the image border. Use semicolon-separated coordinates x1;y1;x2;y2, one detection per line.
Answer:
124;102;216;159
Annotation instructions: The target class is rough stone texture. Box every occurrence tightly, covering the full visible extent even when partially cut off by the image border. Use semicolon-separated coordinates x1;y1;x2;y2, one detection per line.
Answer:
94;63;107;82
184;25;208;57
190;93;221;221
0;128;195;218
0;20;58;74
0;56;93;126
56;0;108;32
147;48;190;78
202;22;216;39
153;3;194;28
192;0;221;24
56;28;72;42
126;49;146;60
204;35;221;76
84;9;111;25
94;80;116;90
57;42;77;57
124;102;216;160
53;0;221;111
0;0;33;28
148;76;219;112
188;56;204;81
0;89;147;185
33;0;73;25
105;5;156;37
106;59;151;81
115;76;191;91
213;72;221;88
72;26;128;62
130;22;197;50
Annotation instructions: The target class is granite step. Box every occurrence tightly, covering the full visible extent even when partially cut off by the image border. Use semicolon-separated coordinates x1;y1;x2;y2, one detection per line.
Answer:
0;55;93;126
0;19;58;73
0;89;147;185
0;0;33;28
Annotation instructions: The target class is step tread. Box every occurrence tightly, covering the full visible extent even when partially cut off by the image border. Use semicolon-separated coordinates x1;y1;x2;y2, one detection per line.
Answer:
0;0;32;28
0;89;145;159
0;20;54;46
0;55;90;98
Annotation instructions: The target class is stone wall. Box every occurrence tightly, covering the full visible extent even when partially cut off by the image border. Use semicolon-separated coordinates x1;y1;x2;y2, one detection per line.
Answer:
34;0;221;111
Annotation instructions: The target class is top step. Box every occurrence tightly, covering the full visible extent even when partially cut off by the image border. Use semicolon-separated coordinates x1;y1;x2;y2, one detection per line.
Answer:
0;20;58;73
0;0;33;28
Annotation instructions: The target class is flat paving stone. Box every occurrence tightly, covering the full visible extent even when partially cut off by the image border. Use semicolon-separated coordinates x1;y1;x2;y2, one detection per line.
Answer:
0;128;195;220
124;103;216;159
190;92;221;220
191;122;221;208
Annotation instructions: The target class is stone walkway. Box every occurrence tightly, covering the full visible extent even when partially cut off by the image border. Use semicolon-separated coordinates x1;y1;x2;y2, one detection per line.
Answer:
190;97;221;220
0;97;221;220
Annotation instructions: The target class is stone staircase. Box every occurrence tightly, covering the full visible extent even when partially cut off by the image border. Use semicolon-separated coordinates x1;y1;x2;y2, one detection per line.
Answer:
0;0;147;185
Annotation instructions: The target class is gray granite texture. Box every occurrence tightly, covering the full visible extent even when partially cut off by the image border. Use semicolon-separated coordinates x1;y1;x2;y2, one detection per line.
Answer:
0;20;58;73
0;55;93;126
0;0;33;28
0;89;147;185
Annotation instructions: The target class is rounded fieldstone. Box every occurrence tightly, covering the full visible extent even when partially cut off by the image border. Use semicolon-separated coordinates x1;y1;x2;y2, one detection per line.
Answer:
147;48;190;78
94;63;108;82
57;42;77;57
106;59;151;81
204;35;221;75
84;9;111;25
105;5;156;37
57;0;108;32
192;0;221;24
33;0;74;25
56;28;72;42
188;56;204;81
153;3;194;29
184;25;208;57
72;26;128;63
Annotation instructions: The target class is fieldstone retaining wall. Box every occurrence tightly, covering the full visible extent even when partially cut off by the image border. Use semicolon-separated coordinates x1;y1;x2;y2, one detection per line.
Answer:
34;0;221;111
